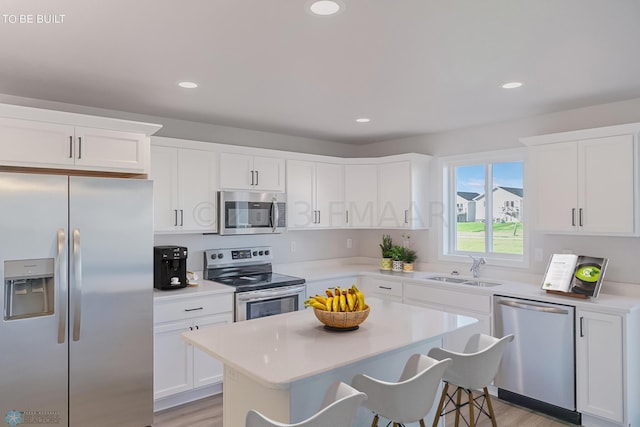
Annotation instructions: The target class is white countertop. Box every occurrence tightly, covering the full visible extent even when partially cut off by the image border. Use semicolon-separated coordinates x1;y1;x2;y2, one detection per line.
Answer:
182;297;477;389
153;279;234;301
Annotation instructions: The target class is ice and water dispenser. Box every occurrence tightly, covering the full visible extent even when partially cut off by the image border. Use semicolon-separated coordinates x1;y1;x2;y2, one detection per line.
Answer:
4;259;55;320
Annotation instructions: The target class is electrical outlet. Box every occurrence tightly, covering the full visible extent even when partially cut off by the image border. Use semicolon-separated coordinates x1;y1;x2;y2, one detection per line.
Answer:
290;241;296;253
346;238;352;249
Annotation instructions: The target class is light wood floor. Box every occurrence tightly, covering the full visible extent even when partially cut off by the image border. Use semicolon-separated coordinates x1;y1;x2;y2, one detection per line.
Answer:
153;393;576;427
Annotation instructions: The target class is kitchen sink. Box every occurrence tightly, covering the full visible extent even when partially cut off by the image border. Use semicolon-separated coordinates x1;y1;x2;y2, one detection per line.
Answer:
423;276;502;287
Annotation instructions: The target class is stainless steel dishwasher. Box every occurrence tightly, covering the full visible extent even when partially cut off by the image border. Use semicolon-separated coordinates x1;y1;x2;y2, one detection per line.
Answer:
493;295;580;424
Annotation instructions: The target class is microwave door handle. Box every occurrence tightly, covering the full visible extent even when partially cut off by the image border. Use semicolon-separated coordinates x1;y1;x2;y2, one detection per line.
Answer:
271;198;279;232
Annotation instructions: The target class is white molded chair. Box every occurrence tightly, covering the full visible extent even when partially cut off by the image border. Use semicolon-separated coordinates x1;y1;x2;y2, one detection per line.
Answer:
245;381;367;427
351;354;453;427
427;333;515;427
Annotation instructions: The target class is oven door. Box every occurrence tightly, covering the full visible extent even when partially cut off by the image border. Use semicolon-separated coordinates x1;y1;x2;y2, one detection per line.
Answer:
235;284;305;322
219;191;286;235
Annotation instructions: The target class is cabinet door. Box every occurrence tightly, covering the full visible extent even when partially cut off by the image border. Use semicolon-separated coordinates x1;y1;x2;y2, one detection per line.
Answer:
253;156;285;191
345;164;378;227
150;146;179;232
0;117;75;168
178;149;217;232
153;320;194;399
576;310;624;423
286;160;316;228
219;152;253;189
579;134;635;234
530;142;579;232
74;127;148;172
378;161;411;228
192;314;232;388
316;162;344;227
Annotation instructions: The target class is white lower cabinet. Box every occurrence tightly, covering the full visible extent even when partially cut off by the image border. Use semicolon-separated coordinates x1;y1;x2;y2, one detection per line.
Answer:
403;282;491;352
153;292;233;409
576;309;628;426
306;276;359;299
359;276;403;303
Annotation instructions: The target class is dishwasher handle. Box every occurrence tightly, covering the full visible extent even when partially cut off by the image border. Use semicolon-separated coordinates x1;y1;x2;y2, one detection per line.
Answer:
496;298;570;315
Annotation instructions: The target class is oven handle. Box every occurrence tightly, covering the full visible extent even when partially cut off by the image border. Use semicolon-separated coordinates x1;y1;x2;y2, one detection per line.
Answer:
236;284;305;302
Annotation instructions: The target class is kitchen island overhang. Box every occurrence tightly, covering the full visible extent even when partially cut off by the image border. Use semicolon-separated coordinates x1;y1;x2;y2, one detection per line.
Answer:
182;297;478;426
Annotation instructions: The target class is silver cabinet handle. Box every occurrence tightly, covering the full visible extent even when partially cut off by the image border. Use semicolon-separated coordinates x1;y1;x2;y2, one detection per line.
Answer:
379;286;392;290
317;210;320;224
77;136;82;159
180;209;184;226
174;209;178;226
250;170;255;186
72;228;83;341
255;170;259;186
184;307;204;312
69;136;73;158
345;211;349;224
571;208;576;226
579;316;584;337
496;299;569;315
579;208;583;227
404;209;408;224
57;228;67;344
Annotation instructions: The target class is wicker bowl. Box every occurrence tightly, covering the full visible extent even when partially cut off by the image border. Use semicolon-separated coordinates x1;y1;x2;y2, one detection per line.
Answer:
313;305;370;329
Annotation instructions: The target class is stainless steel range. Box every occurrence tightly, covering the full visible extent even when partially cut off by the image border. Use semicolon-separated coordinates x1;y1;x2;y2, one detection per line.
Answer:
204;246;305;321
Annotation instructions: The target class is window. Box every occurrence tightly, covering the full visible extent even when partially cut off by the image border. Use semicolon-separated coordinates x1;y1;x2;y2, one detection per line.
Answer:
442;150;525;265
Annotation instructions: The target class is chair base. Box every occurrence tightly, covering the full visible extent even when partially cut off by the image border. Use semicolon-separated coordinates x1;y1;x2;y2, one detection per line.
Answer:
432;383;497;427
369;414;427;427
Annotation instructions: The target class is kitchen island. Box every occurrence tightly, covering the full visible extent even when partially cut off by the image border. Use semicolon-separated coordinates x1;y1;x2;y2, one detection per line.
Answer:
182;297;478;427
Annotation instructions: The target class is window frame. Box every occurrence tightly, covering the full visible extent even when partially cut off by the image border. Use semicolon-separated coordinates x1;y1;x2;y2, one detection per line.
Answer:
438;148;528;268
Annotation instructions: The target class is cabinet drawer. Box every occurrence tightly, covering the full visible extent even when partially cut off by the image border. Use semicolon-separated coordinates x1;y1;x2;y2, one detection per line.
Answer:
363;278;403;298
404;283;490;313
155;293;233;323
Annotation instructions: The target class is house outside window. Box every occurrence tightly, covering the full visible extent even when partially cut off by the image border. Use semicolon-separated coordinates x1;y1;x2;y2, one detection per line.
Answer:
441;149;525;266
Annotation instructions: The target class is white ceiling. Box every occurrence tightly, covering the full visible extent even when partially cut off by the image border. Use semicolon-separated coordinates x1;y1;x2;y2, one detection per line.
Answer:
1;0;640;144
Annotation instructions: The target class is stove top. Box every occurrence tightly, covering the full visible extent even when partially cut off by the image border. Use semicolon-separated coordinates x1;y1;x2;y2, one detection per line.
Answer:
203;246;305;293
213;272;305;293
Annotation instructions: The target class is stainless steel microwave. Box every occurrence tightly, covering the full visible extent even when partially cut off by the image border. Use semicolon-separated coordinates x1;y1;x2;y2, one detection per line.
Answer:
218;191;286;235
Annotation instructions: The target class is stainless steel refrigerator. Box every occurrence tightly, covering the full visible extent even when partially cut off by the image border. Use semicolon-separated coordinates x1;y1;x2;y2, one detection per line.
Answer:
0;173;153;427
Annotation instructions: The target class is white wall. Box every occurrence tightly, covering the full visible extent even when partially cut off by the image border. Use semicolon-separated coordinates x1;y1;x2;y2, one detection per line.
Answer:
356;97;640;286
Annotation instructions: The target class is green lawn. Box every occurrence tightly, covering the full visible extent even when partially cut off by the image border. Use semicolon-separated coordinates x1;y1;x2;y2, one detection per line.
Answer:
457;221;523;254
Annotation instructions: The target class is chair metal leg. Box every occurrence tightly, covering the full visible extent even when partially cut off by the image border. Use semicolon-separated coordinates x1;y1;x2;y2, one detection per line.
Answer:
468;390;475;427
483;387;497;427
455;387;462;427
371;414;379;427
432;382;449;427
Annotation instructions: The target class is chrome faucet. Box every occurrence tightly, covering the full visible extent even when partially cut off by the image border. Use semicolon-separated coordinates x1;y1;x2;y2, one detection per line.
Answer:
469;256;485;278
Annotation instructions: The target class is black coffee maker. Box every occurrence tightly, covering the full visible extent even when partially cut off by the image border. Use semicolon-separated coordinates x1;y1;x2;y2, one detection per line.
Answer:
154;246;188;290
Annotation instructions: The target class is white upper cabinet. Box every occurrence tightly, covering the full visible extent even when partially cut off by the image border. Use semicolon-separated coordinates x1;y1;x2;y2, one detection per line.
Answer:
525;124;640;235
286;160;344;229
0;105;160;173
378;161;411;228
150;142;217;233
344;164;378;228
219;152;284;191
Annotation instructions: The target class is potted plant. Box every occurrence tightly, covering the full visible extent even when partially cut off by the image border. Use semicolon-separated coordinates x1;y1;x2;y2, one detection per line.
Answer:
389;245;405;272
402;248;417;272
379;234;393;270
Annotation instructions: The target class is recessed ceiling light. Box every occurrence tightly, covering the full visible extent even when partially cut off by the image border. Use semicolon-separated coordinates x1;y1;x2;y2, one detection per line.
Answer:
309;0;342;16
502;82;523;89
178;81;198;89
355;118;371;123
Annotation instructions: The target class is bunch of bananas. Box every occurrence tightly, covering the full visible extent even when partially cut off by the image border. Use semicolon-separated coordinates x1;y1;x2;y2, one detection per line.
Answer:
304;284;365;312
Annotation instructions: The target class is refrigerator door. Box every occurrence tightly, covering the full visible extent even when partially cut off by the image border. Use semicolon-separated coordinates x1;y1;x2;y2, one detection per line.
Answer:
0;173;69;425
68;177;153;427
